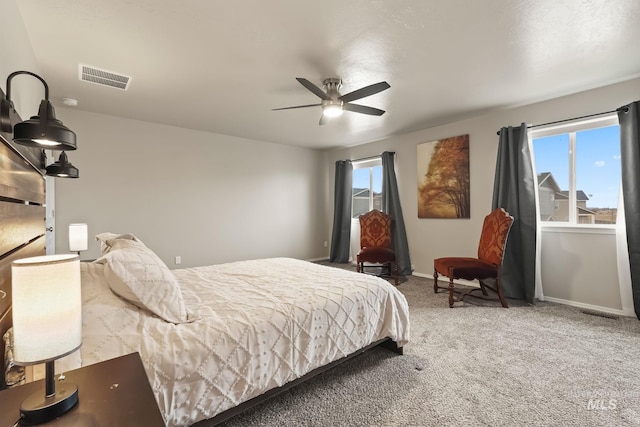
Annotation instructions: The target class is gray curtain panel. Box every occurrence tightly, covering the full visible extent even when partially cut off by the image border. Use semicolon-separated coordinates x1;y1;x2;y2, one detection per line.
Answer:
330;160;353;263
381;151;412;275
492;124;537;303
618;101;640;320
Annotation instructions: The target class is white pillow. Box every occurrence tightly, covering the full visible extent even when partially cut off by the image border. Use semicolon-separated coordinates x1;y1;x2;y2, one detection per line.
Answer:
101;239;191;324
95;232;145;254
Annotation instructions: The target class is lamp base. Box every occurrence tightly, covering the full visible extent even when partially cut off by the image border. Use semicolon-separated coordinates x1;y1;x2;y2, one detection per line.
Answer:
19;383;78;425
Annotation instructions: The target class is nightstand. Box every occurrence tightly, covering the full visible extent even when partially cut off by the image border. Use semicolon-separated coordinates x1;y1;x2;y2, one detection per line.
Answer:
0;352;164;426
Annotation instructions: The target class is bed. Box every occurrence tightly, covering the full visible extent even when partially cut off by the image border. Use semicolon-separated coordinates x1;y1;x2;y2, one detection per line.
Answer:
74;239;410;426
0;126;410;426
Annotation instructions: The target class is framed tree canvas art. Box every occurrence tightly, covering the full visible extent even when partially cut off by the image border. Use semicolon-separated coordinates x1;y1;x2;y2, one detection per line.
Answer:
417;134;470;218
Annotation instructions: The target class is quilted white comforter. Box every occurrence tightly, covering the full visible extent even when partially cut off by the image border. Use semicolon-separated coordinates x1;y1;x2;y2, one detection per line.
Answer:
77;258;410;426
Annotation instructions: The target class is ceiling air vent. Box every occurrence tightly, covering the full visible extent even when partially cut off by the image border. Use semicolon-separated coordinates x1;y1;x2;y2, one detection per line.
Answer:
79;65;131;90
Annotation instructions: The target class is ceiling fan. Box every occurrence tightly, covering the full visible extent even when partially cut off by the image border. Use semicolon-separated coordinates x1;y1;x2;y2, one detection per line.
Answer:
273;78;390;125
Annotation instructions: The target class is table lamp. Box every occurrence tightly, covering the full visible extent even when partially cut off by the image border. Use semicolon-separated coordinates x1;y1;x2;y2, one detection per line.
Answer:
68;223;88;255
11;254;82;425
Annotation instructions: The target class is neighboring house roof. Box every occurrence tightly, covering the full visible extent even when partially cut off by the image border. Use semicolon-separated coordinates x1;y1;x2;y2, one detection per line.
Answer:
352;188;382;198
537;172;551;186
558;190;590;201
538;172;591;201
577;205;597;215
353;188;369;197
537;172;562;193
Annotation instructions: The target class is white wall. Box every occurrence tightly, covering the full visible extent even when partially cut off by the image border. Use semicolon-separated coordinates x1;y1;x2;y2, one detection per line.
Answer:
540;229;621;310
323;77;640;314
0;0;42;116
52;109;327;267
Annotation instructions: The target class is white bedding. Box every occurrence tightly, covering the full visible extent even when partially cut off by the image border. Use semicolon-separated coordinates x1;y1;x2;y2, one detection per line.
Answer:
77;257;410;426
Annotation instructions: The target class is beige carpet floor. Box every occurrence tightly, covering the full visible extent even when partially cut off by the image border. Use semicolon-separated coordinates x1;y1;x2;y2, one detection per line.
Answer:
220;262;640;427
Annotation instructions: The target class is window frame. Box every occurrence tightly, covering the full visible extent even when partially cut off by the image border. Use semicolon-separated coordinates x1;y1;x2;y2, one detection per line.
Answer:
351;157;383;219
531;114;619;231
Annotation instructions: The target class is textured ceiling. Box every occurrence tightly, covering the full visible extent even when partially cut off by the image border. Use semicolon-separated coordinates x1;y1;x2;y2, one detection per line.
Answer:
15;0;640;149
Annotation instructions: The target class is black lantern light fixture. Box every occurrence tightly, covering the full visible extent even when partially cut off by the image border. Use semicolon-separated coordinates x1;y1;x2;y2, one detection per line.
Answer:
0;71;77;150
46;151;79;178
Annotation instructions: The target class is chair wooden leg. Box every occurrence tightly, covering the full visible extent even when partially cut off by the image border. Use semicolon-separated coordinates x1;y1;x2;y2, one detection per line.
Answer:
479;280;489;296
448;277;455;308
496;276;509;308
433;271;439;293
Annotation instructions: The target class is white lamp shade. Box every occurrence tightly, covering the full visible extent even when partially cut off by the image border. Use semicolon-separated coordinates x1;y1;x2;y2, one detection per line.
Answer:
11;254;82;365
68;223;88;252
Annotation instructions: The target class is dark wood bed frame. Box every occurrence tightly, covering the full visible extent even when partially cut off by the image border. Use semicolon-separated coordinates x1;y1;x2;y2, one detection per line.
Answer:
195;337;402;426
0;87;47;390
0;87;403;422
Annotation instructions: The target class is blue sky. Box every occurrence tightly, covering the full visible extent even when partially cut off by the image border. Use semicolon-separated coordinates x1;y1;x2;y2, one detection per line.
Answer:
533;125;620;209
353;166;382;191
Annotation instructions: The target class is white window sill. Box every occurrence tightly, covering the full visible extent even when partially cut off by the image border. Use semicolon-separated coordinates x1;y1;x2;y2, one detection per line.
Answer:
540;224;616;235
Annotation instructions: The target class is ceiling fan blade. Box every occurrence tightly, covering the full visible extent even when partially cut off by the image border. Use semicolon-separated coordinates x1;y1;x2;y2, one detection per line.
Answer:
272;103;321;111
343;103;386;116
296;78;330;100
319;114;329;125
339;81;390;103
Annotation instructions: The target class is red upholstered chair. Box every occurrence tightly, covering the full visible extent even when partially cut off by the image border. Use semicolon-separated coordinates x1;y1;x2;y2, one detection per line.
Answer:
433;207;514;308
357;209;399;286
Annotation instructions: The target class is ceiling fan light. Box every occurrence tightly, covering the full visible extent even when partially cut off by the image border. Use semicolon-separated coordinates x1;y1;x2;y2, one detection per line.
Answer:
322;104;343;118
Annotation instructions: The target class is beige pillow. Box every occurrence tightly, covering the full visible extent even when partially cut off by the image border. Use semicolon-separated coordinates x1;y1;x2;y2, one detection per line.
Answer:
95;232;145;255
101;239;190;323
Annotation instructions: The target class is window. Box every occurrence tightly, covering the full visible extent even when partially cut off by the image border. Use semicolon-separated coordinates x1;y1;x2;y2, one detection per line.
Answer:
352;158;382;218
532;115;620;225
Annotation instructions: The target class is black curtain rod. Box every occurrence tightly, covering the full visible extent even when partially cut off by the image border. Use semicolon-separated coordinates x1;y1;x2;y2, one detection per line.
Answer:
496;106;628;135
